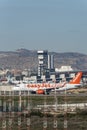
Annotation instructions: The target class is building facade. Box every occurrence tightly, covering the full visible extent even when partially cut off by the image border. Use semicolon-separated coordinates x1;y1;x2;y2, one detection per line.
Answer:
37;50;54;76
37;50;48;76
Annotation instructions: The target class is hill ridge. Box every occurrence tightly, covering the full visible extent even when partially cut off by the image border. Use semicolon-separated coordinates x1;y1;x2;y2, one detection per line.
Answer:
0;49;87;70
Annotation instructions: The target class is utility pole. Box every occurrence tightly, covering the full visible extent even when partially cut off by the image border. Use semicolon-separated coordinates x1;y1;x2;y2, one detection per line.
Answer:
64;88;68;130
18;90;22;130
8;91;12;130
2;91;6;130
43;89;47;130
53;80;58;130
27;90;31;130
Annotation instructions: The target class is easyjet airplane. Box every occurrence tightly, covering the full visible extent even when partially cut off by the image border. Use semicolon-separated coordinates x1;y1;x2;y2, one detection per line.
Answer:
12;72;82;94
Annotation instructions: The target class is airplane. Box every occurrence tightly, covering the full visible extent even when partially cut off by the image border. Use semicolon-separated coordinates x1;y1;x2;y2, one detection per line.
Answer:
55;72;83;91
12;81;65;94
12;72;82;94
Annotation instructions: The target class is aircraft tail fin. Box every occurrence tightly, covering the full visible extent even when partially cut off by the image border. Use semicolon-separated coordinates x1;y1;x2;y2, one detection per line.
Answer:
69;72;82;84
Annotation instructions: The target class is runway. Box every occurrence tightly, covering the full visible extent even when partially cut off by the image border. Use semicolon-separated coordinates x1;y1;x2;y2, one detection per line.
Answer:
0;90;87;97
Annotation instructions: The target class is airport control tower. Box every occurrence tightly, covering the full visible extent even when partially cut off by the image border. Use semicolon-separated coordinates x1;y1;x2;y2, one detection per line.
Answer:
37;50;54;76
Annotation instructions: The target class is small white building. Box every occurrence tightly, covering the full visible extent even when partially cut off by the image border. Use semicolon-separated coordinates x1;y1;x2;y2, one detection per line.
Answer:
55;66;73;72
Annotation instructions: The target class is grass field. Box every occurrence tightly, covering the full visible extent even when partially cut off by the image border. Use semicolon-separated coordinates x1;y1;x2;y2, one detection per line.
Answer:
0;94;87;130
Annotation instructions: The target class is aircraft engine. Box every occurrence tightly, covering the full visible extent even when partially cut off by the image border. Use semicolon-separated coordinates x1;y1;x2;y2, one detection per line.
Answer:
36;89;45;94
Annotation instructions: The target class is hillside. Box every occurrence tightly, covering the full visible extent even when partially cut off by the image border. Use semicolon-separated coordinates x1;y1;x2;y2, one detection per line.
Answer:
0;49;87;71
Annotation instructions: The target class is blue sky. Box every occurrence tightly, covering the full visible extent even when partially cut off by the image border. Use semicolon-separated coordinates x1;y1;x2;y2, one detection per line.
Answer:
0;0;87;54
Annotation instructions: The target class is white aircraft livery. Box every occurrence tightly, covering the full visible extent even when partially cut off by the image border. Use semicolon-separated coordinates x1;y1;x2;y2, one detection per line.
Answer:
12;72;82;94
